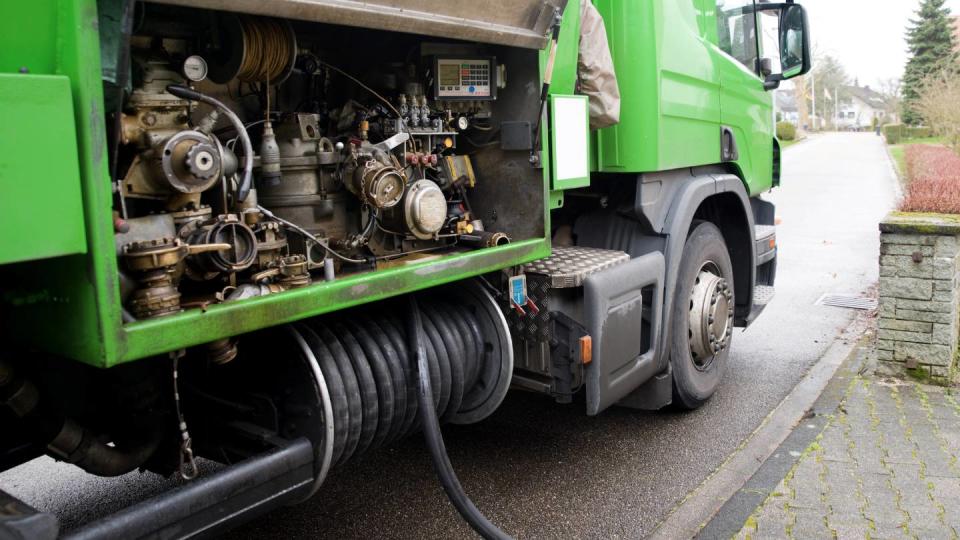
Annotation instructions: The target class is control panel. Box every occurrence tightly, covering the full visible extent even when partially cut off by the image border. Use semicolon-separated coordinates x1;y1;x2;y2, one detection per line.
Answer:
433;56;497;101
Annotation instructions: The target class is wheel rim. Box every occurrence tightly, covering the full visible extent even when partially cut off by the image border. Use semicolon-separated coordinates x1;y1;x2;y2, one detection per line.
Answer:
687;261;734;370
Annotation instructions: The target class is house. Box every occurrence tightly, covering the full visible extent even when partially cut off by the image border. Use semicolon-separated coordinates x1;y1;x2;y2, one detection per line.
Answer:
836;85;894;131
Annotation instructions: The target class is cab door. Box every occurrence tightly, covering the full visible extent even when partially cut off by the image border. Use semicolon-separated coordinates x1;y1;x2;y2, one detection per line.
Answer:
713;0;774;194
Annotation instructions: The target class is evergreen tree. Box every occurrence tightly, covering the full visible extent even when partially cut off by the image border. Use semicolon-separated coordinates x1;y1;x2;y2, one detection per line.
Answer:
902;0;957;125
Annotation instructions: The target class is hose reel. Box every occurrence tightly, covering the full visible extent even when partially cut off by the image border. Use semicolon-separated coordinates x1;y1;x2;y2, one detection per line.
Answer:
204;14;297;85
184;279;513;494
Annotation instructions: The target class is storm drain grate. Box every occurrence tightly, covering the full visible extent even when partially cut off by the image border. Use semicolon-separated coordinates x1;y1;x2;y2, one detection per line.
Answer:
815;293;878;311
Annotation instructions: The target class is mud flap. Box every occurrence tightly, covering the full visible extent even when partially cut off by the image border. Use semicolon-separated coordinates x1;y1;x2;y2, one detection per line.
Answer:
584;252;664;415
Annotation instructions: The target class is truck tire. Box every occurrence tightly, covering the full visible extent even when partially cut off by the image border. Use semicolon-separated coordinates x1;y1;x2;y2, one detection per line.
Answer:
670;221;735;410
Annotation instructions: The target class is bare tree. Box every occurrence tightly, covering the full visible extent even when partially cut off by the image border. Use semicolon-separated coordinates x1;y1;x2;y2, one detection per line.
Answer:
877;77;902;124
914;69;960;152
792;76;811;131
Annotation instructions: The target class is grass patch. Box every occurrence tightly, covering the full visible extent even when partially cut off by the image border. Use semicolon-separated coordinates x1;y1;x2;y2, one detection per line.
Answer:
890;145;905;175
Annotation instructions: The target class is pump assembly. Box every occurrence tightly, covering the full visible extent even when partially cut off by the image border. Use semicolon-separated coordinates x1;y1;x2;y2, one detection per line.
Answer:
113;12;514;325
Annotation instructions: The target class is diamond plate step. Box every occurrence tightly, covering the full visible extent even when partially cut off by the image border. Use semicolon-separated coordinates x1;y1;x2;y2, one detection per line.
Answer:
754;285;775;307
520;246;631;288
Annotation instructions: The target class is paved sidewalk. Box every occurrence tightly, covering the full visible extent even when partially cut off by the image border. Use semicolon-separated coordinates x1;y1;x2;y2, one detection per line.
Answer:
734;373;960;540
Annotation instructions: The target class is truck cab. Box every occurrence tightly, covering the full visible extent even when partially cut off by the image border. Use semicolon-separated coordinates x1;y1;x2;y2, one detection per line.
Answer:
0;0;809;536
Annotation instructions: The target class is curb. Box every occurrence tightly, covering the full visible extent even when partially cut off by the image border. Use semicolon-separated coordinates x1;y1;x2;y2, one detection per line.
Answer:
646;316;869;540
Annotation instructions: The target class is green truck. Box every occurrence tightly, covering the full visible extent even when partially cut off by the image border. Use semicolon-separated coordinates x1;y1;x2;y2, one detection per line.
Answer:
0;0;809;536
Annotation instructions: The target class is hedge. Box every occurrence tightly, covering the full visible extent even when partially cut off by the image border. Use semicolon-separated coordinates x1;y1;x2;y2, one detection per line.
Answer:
776;121;796;141
883;124;903;144
906;126;933;139
884;124;934;144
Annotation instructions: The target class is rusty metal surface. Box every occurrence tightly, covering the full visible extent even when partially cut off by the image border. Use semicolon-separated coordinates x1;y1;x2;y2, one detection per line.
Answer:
144;0;566;49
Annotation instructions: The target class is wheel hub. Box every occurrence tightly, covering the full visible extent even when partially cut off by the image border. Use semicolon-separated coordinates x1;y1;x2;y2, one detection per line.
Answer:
687;264;734;368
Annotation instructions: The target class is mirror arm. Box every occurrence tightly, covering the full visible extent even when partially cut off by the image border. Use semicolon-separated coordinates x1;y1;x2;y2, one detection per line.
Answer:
764;74;784;92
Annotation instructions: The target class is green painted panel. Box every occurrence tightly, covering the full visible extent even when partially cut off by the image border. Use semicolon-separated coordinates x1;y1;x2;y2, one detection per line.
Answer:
118;239;549;364
0;1;59;75
593;0;721;174
589;0;774;195
0;74;87;264
2;0;554;369
1;0;125;365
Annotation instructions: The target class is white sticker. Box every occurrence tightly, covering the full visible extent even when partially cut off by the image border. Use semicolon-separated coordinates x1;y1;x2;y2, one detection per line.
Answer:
553;96;588;181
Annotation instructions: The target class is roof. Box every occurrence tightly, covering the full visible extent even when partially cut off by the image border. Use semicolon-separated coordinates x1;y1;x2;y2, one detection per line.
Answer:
843;85;886;110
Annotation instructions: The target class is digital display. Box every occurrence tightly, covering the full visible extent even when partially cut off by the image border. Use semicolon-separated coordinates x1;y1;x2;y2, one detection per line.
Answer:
438;63;461;87
434;57;495;100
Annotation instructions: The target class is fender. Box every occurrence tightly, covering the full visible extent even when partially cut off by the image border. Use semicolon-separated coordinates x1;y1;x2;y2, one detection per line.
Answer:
656;173;755;373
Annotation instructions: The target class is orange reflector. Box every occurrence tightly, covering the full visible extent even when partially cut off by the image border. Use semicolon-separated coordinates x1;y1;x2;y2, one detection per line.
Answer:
769;238;776;250
580;336;593;365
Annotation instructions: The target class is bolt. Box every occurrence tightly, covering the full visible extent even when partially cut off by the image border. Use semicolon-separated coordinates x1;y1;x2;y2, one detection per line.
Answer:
18;66;29;74
912;251;923;263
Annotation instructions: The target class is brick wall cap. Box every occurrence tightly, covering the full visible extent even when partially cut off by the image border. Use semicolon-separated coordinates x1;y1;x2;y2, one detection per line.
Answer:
880;212;960;235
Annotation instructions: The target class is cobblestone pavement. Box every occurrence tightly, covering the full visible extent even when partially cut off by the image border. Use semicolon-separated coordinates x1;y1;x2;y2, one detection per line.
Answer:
735;375;960;539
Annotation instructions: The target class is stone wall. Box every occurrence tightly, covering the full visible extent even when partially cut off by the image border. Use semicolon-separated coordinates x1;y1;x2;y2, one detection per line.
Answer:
878;213;960;382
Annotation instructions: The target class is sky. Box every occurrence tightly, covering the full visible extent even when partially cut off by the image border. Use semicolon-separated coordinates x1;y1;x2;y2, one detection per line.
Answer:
801;0;960;88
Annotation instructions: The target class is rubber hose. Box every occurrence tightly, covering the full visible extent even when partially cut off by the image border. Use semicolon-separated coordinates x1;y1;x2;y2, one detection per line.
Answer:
449;305;483;389
373;317;421;439
348;319;407;446
289;299;493;471
406;295;511;540
423;307;465;423
343;321;396;452
165;84;254;202
420;315;452;417
332;322;380;458
315;323;364;465
48;419;164;478
296;324;350;466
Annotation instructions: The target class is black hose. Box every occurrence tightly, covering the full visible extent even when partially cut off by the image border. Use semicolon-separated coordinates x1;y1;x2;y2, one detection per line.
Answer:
165;84;254;202
47;419;164;477
405;295;511;540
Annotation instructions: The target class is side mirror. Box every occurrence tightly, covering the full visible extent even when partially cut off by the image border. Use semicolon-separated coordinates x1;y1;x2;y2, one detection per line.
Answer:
779;4;811;79
757;3;812;91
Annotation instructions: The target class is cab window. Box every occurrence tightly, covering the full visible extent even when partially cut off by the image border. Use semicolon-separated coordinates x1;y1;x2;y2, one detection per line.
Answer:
716;0;759;74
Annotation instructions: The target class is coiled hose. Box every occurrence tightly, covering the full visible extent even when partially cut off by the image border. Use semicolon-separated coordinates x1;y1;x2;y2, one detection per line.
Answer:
290;294;506;467
406;295;511;540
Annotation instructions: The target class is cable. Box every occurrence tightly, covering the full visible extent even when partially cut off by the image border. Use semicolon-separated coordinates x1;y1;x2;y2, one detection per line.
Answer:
256;205;367;264
318;60;404;121
236;17;293;83
405;295;512;540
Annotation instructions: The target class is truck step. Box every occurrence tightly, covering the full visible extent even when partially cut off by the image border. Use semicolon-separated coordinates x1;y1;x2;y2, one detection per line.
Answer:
755;225;776;241
521;246;630;288
754;285;775;307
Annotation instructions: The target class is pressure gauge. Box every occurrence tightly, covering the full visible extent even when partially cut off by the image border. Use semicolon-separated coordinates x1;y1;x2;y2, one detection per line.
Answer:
456;116;470;131
182;55;209;82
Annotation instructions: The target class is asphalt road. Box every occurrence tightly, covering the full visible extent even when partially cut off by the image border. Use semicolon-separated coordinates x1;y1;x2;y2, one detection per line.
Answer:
0;133;895;539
